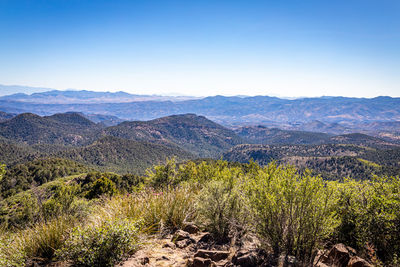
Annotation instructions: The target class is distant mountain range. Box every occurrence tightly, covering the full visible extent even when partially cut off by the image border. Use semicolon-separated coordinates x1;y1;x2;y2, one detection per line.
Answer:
0;85;198;104
1;89;400;132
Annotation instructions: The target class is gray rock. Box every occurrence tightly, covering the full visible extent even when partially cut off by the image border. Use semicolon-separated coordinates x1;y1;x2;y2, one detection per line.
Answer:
232;249;259;267
194;249;230;262
184;223;200;234
347;256;372;267
192;257;215;267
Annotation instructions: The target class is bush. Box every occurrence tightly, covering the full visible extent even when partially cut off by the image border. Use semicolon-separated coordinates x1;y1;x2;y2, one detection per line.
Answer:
85;176;117;199
57;219;141;266
196;167;245;242
244;163;338;264
0;192;40;228
0;233;25;267
334;176;400;263
147;157;178;188
42;183;91;221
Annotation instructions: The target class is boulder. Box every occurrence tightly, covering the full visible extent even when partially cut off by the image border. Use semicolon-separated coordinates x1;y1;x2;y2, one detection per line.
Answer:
172;229;195;248
162;240;176;249
194;249;230;262
347;256;372;267
215;259;229;266
323;243;354;267
278;254;298;267
192;257;215;267
232;249;259;267
172;230;191;242
314;249;328;266
197;232;213;243
176;239;193;248
184;223;200;234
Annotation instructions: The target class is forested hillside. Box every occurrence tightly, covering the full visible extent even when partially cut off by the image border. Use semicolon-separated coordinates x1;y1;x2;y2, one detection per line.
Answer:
0;113;102;146
0;158;91;198
224;143;400;180
104;114;243;157
234;125;332;144
56;136;194;174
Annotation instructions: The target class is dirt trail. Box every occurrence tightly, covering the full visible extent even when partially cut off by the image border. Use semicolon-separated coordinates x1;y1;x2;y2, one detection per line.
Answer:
120;234;198;267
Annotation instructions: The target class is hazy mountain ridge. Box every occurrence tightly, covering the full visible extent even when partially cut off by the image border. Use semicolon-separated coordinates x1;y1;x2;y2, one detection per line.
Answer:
1;90;400;125
0;86;199;104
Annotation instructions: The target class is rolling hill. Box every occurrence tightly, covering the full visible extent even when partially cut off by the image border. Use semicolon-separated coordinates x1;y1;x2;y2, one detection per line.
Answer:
223;143;400;180
234;125;399;149
0;112;103;146
0;111;14;122
0;110;399;178
328;133;400;149
0;158;92;198
56;136;194;174
234;125;332;145
103;114;244;158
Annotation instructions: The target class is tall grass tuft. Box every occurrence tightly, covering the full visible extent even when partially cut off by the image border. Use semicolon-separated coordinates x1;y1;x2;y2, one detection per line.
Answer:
22;216;74;261
96;184;199;233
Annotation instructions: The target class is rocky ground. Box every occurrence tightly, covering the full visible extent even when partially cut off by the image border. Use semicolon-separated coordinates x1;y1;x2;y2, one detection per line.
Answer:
119;224;373;267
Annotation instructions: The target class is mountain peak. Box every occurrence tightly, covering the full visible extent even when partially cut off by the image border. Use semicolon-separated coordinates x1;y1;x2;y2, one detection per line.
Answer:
47;112;96;126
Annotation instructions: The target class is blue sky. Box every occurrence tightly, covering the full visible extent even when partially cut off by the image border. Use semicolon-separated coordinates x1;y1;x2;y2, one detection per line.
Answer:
0;0;399;97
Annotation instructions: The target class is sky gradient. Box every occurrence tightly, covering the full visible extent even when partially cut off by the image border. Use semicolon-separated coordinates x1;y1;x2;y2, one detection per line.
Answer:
0;0;399;97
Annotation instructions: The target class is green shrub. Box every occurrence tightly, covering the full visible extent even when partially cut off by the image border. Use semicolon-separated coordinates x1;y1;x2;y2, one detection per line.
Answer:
244;163;338;263
147;157;178;188
0;233;26;267
85;176;117;199
0;163;5;182
0;192;40;228
42;183;91;221
196;167;245;242
335;176;400;263
57;219;141;267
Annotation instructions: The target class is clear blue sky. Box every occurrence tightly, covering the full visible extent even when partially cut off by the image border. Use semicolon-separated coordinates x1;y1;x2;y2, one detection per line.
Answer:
0;0;399;97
